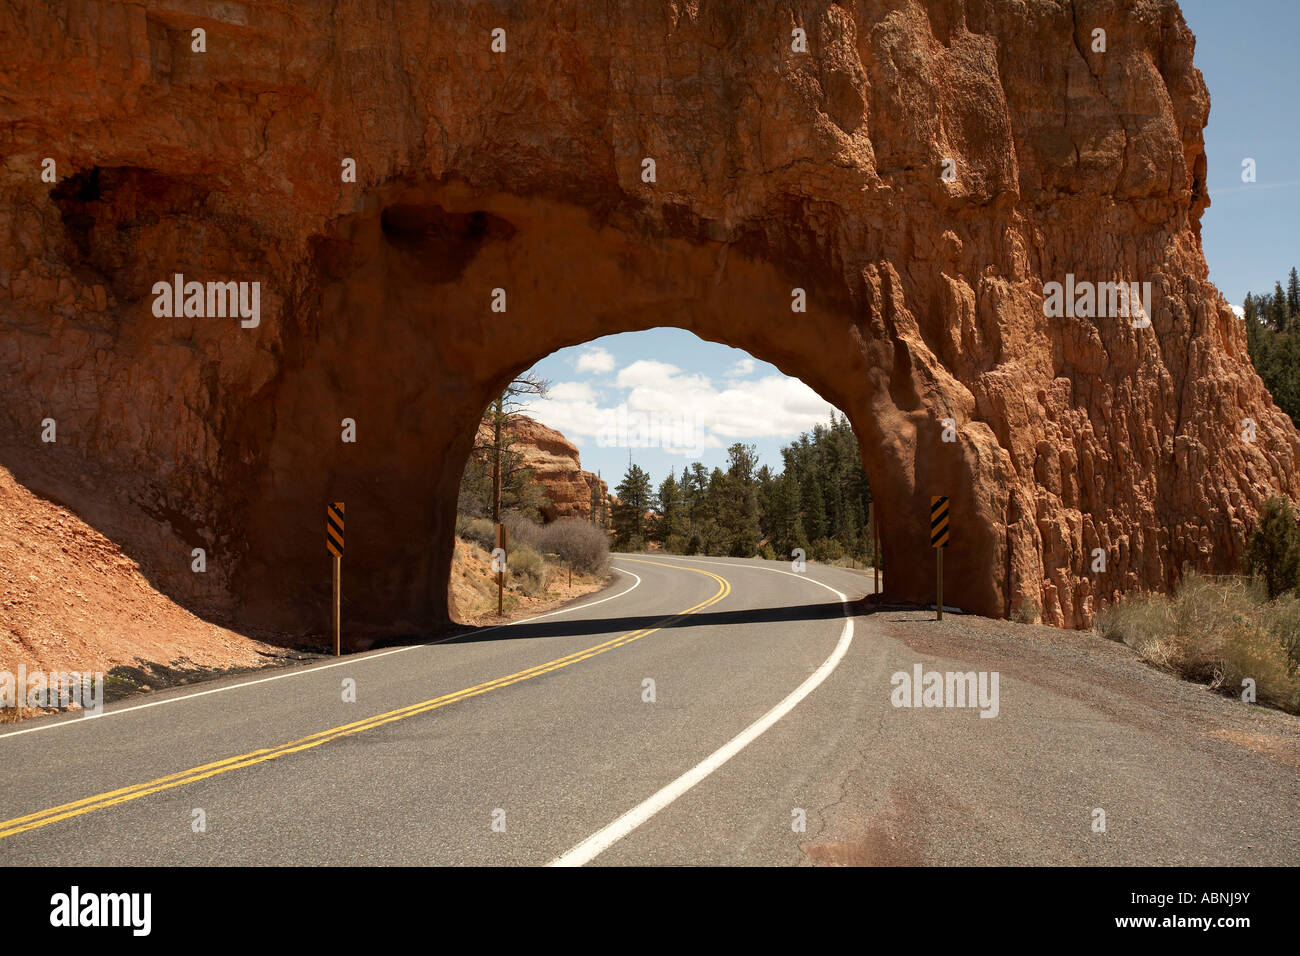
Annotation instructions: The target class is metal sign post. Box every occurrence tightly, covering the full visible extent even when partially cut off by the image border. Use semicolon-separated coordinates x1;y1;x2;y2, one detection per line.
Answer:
327;502;345;655
930;496;949;620
495;522;508;616
875;515;881;594
869;503;880;595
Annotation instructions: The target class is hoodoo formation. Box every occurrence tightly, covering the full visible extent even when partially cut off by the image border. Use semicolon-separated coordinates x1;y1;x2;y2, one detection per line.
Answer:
473;415;610;524
1;1;1297;640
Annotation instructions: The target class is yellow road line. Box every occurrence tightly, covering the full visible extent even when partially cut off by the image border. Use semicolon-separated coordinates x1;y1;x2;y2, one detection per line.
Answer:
0;559;729;841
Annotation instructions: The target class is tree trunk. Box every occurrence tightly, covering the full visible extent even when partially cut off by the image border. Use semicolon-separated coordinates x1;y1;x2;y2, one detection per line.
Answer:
492;396;503;524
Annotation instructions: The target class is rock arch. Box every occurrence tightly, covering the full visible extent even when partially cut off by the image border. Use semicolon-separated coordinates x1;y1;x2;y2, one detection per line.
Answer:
1;0;1296;639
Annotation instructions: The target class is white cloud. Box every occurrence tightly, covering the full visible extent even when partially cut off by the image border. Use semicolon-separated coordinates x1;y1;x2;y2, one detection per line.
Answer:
523;355;835;456
614;359;699;389
548;381;597;403
574;346;615;374
1231;304;1245;319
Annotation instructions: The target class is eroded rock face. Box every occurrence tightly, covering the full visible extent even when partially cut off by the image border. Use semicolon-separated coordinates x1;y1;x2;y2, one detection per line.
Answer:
1;0;1296;639
474;415;610;522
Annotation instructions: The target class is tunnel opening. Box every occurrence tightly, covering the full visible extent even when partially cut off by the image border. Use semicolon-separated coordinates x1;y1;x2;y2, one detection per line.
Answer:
448;330;883;625
222;179;1018;647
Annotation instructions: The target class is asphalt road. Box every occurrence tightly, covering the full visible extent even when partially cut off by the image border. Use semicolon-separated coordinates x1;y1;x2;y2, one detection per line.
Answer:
1;554;1297;866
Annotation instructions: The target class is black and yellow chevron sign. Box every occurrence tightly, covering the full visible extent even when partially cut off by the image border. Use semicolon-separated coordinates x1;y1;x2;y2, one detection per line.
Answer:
930;496;950;549
327;502;345;557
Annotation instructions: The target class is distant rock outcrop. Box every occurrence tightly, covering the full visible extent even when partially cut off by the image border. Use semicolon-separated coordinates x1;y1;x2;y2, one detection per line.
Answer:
475;415;610;523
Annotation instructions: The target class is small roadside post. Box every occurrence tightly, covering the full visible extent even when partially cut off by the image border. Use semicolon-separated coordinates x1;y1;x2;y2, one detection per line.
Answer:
869;503;880;595
326;501;345;655
494;522;508;616
930;496;949;620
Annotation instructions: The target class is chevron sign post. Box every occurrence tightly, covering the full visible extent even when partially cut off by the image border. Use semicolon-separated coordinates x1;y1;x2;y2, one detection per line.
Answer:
931;496;949;621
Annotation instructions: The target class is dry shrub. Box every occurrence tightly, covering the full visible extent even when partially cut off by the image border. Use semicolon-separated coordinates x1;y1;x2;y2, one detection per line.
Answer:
507;544;547;596
1096;573;1300;712
456;515;497;552
502;510;544;551
457;512;608;593
536;519;610;576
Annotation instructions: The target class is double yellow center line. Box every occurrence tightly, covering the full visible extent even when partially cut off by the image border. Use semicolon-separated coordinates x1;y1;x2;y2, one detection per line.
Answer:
0;559;729;841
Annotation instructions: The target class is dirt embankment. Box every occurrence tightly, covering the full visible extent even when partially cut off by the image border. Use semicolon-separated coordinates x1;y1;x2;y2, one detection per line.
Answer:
0;464;290;677
1;464;610;715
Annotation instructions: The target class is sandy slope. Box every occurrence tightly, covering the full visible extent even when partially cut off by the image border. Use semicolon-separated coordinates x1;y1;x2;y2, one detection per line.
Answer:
0;465;283;674
1;465;609;678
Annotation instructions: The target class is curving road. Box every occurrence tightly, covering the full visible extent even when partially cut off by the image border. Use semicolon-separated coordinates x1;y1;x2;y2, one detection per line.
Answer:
1;554;1297;866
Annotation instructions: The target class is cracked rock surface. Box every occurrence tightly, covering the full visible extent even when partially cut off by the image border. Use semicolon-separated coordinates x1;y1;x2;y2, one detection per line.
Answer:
1;1;1295;640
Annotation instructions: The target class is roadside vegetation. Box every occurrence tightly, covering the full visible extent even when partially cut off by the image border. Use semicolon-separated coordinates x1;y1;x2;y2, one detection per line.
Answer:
453;514;611;621
612;414;878;567
458;514;610;584
453;373;613;622
1097;496;1300;714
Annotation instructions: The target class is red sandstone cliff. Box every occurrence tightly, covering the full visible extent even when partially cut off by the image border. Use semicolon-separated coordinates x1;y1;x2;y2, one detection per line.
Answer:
1;1;1297;638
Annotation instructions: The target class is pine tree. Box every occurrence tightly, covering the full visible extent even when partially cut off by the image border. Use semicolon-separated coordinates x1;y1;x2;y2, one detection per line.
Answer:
755;464;779;549
1245;294;1262;367
698;467;722;553
721;443;760;556
634;410;876;564
1244;283;1300;428
655;472;684;545
803;473;827;542
789;512;810;558
1288;267;1300;318
1272;281;1289;332
612;464;653;549
1244;497;1300;599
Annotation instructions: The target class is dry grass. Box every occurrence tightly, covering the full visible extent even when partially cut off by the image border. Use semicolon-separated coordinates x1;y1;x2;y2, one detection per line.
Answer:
1096;573;1300;713
450;536;609;625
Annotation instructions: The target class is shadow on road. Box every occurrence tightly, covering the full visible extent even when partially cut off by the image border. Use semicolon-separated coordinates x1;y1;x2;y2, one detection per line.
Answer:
374;597;884;650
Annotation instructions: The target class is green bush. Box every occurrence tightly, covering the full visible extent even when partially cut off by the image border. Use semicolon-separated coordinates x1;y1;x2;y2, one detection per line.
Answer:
758;543;777;561
1244;496;1300;599
809;537;844;563
1010;600;1041;624
619;534;646;554
1270;599;1300;678
729;531;757;558
662;534;689;555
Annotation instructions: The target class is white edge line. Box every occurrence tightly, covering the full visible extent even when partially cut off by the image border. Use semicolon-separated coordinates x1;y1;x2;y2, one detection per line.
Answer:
548;561;854;867
0;566;643;742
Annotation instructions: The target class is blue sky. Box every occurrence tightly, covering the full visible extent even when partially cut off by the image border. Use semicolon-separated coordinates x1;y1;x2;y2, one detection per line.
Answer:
522;1;1299;490
1181;0;1300;307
